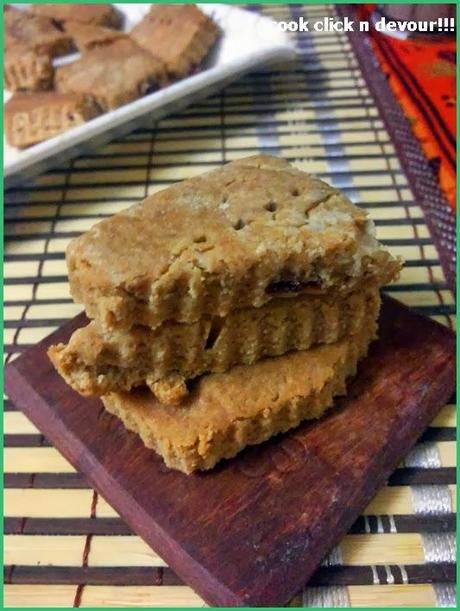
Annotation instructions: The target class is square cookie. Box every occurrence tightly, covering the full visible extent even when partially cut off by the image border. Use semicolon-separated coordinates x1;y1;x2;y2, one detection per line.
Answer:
5;6;75;58
4;92;100;148
5;44;54;92
66;155;402;331
131;4;219;78
56;38;167;111
31;3;123;29
49;289;380;402
102;318;376;473
63;21;127;52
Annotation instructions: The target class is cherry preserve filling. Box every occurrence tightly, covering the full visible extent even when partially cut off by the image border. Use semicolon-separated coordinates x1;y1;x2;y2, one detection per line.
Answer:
266;279;322;295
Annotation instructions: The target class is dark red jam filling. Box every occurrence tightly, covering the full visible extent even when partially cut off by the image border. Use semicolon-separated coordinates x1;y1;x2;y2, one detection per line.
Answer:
266;279;321;295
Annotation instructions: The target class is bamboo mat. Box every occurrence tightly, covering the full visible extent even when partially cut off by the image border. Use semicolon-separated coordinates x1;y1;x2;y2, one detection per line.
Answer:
3;4;456;608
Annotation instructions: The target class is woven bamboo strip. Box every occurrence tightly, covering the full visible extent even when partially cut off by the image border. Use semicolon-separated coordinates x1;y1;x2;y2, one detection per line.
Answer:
376;226;430;240
340;534;424;564
1;583;442;608
35;185;145;202
4;490;94;518
4;485;448;520
438;442;456;466
4;448;76;473
4;585;77;608
25;303;83;320
4;306;25;320
80;585;205;607
347;584;437;607
75;155;155;169
4;535;86;566
67;167;150;186
433;315;455;329
396;266;446;284
5;239;47;256
16;327;58;345
4;535;164;568
58;200;137;215
432;405;456;427
90;141;152;155
4;413;39;435
89;537;167;567
4;533;430;568
393;291;454;308
4;261;40;277
364;487;422;516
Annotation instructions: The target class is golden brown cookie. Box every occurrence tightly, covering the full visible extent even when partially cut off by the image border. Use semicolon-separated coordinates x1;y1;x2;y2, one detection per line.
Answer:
56;38;167;111
49;289;380;401
5;6;75;57
66;155;402;331
63;20;127;52
31;4;123;29
4;44;54;92
102;318;376;474
131;4;219;78
4;92;100;148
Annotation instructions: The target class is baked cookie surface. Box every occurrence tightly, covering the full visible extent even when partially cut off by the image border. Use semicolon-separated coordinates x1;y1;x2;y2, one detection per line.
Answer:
67;155;402;330
131;4;219;77
49;289;380;400
63;20;127;52
31;3;123;28
4;92;100;148
56;38;166;111
102;317;376;473
5;44;54;92
4;6;75;57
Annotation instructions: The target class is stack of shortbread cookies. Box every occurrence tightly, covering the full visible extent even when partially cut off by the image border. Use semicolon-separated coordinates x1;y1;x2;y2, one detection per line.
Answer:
49;156;402;473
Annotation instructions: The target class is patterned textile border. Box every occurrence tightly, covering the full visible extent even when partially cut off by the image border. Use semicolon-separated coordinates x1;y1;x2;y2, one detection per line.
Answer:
338;5;456;291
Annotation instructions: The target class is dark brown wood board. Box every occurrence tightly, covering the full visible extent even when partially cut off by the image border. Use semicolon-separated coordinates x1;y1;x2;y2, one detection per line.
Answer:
4;296;455;607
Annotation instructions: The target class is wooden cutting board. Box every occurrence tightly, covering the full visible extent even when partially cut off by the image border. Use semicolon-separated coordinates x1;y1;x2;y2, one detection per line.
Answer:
4;296;455;607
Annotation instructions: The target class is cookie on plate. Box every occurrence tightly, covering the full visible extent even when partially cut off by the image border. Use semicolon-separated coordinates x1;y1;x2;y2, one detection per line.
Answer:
63;20;127;52
5;44;54;92
31;3;123;29
4;6;75;58
56;38;167;111
4;92;100;148
131;4;219;78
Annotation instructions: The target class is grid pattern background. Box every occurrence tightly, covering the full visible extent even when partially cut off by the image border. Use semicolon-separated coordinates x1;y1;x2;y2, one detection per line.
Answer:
3;4;456;608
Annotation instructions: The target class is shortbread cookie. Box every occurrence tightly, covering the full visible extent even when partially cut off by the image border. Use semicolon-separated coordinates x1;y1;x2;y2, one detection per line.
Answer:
63;21;127;52
5;44;54;92
4;92;100;149
31;4;123;29
49;289;380;401
67;155;402;331
5;6;75;58
56;38;167;111
102;318;376;474
131;4;219;77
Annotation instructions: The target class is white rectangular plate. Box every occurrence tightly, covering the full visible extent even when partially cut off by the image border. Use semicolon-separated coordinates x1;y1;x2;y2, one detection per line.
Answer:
4;3;296;187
